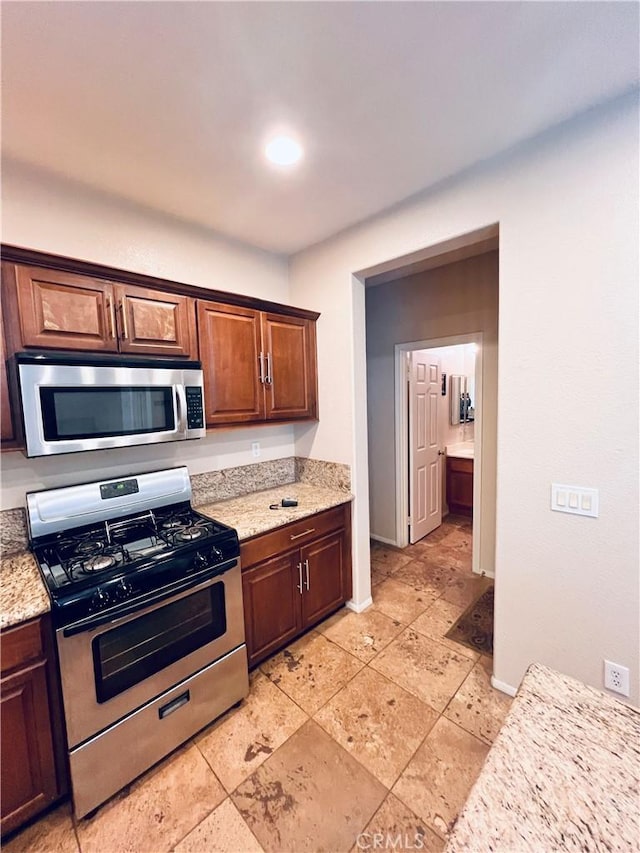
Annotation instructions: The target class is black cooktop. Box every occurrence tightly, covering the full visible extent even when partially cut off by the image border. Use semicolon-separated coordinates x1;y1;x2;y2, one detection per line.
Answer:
31;502;240;629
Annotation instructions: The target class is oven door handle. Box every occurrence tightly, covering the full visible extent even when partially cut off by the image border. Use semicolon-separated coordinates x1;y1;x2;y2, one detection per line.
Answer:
61;558;238;638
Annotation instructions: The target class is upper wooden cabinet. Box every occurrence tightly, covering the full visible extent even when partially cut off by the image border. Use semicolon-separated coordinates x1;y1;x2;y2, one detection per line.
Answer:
198;301;317;427
197;301;264;424
115;284;197;358
1;247;319;435
262;313;317;421
13;265;118;352
7;265;197;358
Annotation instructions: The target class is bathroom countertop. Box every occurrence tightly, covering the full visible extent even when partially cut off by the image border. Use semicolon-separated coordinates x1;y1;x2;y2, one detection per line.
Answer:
446;442;474;459
445;663;640;852
197;482;353;541
1;551;51;631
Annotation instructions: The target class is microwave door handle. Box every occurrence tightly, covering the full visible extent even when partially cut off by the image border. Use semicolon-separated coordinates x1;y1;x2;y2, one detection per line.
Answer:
175;385;187;436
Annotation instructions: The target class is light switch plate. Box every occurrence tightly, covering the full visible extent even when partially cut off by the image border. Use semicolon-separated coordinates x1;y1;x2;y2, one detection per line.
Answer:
551;484;599;517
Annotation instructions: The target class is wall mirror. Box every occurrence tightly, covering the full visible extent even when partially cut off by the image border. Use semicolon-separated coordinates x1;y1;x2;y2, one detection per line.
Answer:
450;374;474;425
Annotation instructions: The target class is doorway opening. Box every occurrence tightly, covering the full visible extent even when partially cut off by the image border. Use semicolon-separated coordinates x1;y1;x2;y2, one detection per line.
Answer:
394;334;485;577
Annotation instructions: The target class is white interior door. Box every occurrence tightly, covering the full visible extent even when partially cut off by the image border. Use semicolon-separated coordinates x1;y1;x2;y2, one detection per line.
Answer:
409;351;442;543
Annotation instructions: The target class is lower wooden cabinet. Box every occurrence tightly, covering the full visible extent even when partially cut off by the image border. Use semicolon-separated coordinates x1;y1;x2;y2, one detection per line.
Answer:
446;456;474;516
1;615;68;837
241;504;352;668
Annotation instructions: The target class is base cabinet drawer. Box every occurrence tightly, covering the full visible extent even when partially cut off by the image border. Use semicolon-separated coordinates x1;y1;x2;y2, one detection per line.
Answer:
241;505;352;668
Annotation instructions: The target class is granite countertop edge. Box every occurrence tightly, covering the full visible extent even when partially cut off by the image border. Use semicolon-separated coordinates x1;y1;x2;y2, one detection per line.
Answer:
1;551;51;631
1;483;353;631
444;662;640;851
197;482;353;542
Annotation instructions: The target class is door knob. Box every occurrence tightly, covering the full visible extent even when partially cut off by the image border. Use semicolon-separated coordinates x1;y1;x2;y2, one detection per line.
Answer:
438;450;446;456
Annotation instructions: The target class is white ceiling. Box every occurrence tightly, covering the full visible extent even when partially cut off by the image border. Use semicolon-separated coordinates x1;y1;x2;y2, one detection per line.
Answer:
1;2;638;255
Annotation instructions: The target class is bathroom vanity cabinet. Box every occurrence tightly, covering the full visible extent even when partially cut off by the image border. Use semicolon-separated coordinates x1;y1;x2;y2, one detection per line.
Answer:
446;456;474;516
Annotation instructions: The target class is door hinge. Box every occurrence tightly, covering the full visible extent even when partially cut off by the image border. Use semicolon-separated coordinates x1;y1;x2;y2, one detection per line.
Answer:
407;516;412;525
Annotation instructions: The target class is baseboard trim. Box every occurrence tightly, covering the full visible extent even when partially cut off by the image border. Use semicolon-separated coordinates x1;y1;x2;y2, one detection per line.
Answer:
491;676;518;697
346;596;373;614
370;534;397;547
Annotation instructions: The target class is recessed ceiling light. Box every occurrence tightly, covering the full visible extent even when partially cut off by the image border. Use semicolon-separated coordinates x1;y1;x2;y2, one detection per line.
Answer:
264;135;303;167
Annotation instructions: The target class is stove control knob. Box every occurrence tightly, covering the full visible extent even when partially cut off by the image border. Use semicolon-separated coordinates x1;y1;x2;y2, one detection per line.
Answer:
114;579;133;601
193;551;208;571
210;546;223;562
90;589;110;612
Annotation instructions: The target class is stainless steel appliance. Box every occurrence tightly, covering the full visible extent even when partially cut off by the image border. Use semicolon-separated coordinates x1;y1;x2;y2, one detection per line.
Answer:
27;467;248;818
15;351;206;458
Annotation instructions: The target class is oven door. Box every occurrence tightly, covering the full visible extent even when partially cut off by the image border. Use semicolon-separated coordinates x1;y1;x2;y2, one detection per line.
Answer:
56;560;245;748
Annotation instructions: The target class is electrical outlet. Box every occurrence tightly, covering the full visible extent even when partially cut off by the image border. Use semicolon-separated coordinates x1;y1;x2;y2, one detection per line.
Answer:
251;441;261;458
604;660;630;697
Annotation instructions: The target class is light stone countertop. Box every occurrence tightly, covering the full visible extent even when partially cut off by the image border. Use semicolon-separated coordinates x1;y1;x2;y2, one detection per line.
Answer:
0;482;351;631
1;551;51;631
197;482;352;541
446;441;474;459
445;662;640;852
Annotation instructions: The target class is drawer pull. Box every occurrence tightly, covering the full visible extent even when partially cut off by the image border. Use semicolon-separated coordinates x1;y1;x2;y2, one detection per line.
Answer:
159;690;190;719
290;528;315;541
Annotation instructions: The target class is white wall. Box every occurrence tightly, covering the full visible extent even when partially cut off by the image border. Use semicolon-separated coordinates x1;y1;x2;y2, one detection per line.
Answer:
290;92;640;704
1;160;295;508
366;254;496;550
428;344;475;450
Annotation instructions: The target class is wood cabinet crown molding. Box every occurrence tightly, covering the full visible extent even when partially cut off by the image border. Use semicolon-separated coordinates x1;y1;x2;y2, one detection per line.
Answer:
1;244;320;321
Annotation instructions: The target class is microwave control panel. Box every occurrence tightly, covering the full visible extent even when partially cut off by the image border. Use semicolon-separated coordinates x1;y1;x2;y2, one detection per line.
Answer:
185;386;204;429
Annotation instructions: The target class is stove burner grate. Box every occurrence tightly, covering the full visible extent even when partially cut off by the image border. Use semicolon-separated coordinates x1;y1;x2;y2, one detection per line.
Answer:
176;527;203;542
84;553;118;572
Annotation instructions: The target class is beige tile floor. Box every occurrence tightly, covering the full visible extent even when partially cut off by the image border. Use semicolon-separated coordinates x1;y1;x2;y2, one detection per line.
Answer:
6;516;512;853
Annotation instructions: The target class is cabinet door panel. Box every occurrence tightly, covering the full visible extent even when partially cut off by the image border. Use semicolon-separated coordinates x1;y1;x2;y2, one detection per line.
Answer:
263;314;317;420
1;661;58;836
242;553;303;668
15;267;117;352
116;286;196;357
198;301;264;425
300;531;345;629
446;459;474;516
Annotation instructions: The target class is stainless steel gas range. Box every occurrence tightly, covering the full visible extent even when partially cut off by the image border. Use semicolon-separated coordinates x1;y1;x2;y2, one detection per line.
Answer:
27;466;249;819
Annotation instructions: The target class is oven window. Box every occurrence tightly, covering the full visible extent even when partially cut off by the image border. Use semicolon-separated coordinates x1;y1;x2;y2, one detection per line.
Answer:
92;583;226;703
40;386;175;441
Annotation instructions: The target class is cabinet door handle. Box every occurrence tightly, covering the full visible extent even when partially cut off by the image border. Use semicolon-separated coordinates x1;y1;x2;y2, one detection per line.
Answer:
265;352;273;385
119;300;129;340
290;528;315;541
105;296;116;339
297;562;303;593
304;558;310;591
258;351;265;383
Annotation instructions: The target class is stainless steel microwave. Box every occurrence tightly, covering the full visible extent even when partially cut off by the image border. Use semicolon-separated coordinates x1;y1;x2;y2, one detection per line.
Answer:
15;352;206;458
